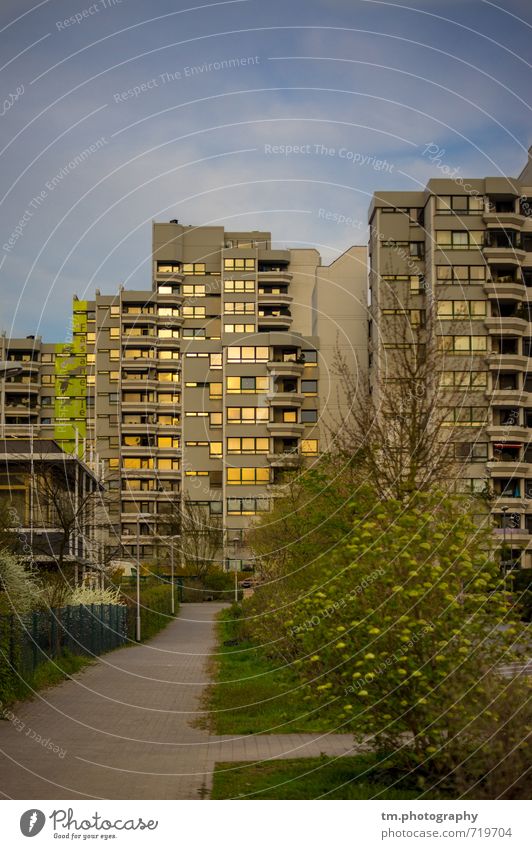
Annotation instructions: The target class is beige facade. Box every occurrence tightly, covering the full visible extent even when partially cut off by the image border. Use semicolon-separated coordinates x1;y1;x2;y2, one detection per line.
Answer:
1;222;368;570
369;151;532;567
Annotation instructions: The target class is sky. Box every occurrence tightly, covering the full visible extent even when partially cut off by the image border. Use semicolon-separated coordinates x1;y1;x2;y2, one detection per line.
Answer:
0;0;531;339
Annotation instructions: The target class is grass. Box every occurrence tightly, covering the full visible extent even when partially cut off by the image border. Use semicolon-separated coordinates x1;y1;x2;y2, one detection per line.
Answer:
203;608;340;735
1;650;93;709
211;754;445;800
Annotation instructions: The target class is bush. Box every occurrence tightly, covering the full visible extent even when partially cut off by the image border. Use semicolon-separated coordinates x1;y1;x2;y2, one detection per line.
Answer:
120;583;176;642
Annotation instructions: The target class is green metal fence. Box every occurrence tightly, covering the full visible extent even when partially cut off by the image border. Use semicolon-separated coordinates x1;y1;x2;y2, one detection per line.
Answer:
0;604;128;678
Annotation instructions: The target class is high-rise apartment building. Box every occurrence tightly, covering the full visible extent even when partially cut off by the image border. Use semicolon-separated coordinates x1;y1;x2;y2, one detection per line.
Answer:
1;223;367;570
369;151;532;567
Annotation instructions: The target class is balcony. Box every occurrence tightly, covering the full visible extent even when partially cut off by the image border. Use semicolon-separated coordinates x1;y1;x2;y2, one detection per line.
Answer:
258;292;292;307
487;424;530;441
484;280;525;300
267;421;305;438
483;211;525;229
488;354;530;372
257;270;293;284
493;527;531;545
489;389;527;406
257;313;292;330
267;391;304;407
267;360;305;378
484;316;528;336
267;451;301;468
488;461;530;477
483;245;526;264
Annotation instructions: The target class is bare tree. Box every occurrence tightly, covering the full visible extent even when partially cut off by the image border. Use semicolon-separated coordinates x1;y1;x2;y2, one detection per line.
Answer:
160;494;223;576
331;303;475;499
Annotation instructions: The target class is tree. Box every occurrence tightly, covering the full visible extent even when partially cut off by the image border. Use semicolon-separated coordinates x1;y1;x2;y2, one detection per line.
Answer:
331;304;474;500
277;488;527;785
0;549;40;613
161;494;223;577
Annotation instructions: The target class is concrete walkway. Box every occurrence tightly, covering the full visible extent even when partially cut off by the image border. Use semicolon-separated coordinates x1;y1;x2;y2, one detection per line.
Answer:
0;603;356;799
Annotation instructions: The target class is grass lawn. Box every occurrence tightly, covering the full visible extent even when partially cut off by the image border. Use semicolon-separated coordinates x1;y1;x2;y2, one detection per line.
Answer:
1;651;93;709
211;754;444;800
203;608;341;735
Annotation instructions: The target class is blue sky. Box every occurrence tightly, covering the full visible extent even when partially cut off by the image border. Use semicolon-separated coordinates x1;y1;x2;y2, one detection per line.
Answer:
0;0;531;338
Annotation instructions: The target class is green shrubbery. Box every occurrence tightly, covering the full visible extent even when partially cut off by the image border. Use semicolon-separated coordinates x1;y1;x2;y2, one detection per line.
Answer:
121;583;176;642
243;463;532;798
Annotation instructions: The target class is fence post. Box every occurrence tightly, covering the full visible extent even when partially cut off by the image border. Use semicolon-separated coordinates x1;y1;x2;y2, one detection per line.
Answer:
32;612;38;672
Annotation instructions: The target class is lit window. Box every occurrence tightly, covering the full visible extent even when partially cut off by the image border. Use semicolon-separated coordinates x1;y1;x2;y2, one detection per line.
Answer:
226;376;268;393
227;467;270;485
224;279;255;292
210;412;223;427
224;258;256;270
301;439;319;455
224;323;255;334
210;442;222;457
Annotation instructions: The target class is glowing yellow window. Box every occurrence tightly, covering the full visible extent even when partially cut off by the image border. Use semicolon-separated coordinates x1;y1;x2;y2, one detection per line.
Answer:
210;382;222;399
210;442;222;457
301;439;319;455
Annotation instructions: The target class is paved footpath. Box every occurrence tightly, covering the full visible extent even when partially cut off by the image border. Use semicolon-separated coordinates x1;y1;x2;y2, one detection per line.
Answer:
0;603;356;800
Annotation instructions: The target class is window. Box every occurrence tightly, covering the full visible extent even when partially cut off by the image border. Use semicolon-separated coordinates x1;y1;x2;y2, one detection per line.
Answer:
158;328;180;339
110;305;120;316
123;457;154;469
41;396;52;406
157;262;181;273
224;258;256;271
186;352;208;358
227;346;269;362
157;436;180;448
41;375;54;385
436;231;484;250
158;307;180;317
41;353;53;363
210;411;223;427
224;323;255;334
437;301;486;320
158;393;180;404
183;283;206;296
209;441;222;457
182;263;206;275
454;442;488;461
183;306;206;318
224;302;255;314
301;350;318;366
210;382;222;399
186;411;208;417
158;458;180;470
182;328;205;338
224;279;255;292
436;195;484;214
109;327;120;338
301;439;319;455
227;407;269;424
227;497;269;514
210;353;222;369
210;501;223;515
227;437;269;454
226;376;269;393
185;469;209;476
381;274;425;294
158;371;180;383
301;409;318;423
227;467;271;485
109;458;119;470
301;380;318;395
438;336;487;353
441;407;487;426
409;242;424;258
436;265;486;284
186;440;208;447
282;410;298;423
439;371;487;390
382;308;425;326
158;350;180;360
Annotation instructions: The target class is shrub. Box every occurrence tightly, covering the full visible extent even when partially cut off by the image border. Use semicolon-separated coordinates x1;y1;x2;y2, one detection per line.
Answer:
120;583;176;642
